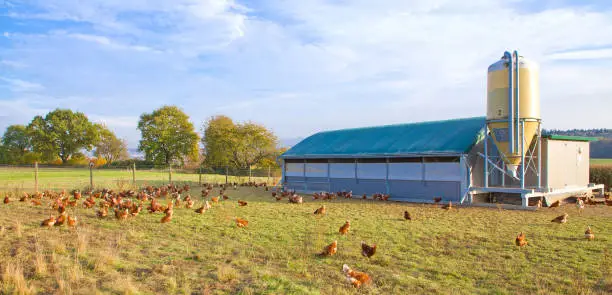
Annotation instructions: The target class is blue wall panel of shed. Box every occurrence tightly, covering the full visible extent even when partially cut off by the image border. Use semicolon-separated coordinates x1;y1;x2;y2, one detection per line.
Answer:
389;180;460;201
329;178;387;195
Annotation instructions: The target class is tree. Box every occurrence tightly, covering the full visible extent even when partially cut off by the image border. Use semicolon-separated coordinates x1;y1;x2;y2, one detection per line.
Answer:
258;147;288;169
94;124;129;164
201;115;236;166
202;116;279;169
27;109;100;164
137;106;199;166
1;125;31;163
0;143;8;164
229;122;279;168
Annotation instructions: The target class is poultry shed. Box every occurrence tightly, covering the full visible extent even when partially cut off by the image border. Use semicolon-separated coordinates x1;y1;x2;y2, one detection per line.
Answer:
279;50;604;208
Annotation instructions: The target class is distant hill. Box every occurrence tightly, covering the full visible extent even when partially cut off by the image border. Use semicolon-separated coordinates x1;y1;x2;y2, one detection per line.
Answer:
543;129;612;158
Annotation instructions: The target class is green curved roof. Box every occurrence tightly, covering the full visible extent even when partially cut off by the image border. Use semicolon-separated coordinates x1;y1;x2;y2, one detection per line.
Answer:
281;117;486;158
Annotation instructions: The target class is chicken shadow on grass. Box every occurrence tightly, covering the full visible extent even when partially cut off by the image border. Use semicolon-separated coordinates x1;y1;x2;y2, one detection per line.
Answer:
554;236;580;242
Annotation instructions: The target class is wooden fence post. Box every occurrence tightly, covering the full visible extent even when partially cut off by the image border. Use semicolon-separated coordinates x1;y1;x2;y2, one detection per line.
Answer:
89;162;94;189
169;165;172;184
34;162;39;192
225;166;228;185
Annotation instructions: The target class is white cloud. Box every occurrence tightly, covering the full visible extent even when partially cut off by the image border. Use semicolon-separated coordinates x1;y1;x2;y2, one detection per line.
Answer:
547;48;612;60
2;0;612;146
0;60;27;68
67;33;157;52
0;77;45;92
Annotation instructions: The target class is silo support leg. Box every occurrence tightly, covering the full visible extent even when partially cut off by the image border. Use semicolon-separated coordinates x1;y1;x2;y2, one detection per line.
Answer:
522;194;529;207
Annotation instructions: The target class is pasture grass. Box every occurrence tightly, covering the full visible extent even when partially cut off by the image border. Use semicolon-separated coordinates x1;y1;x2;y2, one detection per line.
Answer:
0;167;277;191
0;186;610;294
591;159;612;166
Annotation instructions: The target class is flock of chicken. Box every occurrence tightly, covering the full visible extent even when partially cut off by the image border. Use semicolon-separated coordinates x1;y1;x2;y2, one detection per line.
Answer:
2;183;610;289
514;194;611;248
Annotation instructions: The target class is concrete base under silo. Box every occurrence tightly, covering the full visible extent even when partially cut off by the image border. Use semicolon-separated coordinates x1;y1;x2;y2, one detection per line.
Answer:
469;184;605;209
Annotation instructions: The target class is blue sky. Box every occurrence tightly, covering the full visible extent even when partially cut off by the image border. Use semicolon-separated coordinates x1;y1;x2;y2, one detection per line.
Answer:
1;0;612;148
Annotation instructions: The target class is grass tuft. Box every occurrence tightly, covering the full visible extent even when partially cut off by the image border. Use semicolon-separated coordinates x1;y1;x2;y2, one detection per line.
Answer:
2;262;35;295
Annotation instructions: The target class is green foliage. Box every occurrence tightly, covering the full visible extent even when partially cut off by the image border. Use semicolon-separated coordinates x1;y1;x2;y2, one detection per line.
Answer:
202;116;279;168
590;166;612;191
230;122;279;168
137;105;199;166
94;124;129;164
1;125;31;164
26;109;99;164
0;143;8;164
201;115;235;166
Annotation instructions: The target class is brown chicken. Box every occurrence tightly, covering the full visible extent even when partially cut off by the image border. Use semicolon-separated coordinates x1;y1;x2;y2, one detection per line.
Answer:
160;212;172;223
130;203;142;217
222;194;229;200
55;214;66;226
238;200;248;207
275;196;283;201
549;200;561;208
41;216;56;227
515;232;528;247
442;201;452;210
195;206;205;214
342;264;371;288
361;241;376;258
433;197;442;204
3;196;9;204
115;208;129;220
31;199;42;206
67;215;77;227
211;196;219;203
235;217;248;228
185;200;194;209
163;202;174;215
584;226;595;240
339;220;350;235
97;206;108;218
289;195;303;204
551;213;568;224
319;240;337;256
83;200;95;209
314;205;326;215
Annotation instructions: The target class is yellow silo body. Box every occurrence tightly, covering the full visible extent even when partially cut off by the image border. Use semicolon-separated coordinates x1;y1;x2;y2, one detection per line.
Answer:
486;52;540;178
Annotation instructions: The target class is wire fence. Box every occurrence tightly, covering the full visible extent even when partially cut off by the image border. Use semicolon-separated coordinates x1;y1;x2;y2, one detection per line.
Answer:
0;164;283;192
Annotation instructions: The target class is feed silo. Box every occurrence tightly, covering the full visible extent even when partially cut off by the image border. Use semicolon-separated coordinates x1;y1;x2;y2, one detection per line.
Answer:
486;51;540;182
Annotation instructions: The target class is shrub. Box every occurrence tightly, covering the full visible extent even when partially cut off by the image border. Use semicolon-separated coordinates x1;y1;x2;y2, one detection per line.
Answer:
590;166;612;191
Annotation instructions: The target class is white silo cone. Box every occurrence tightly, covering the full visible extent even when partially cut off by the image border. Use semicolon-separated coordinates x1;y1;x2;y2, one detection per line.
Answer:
506;164;518;179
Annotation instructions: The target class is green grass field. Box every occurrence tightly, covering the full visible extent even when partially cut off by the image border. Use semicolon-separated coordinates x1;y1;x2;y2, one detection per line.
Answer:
591;159;612;166
0;184;611;294
0;167;278;192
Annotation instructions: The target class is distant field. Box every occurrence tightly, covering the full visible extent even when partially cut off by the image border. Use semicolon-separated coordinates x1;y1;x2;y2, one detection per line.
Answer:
0;186;610;294
0;167;278;191
591;159;612;166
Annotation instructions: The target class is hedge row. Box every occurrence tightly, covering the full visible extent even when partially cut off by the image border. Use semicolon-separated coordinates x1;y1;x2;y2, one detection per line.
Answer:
590;166;612;191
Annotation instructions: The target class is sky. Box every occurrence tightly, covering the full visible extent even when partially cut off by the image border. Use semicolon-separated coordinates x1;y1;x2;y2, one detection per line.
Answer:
1;0;612;148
